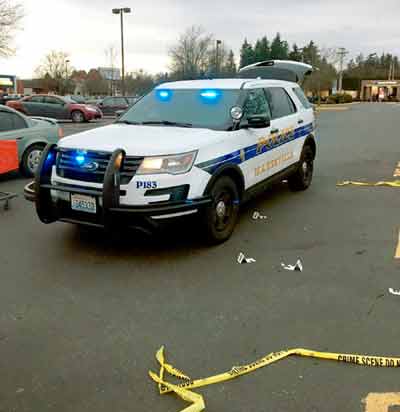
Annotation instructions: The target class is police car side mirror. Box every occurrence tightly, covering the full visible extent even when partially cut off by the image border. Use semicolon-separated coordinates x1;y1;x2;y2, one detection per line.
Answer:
246;114;271;129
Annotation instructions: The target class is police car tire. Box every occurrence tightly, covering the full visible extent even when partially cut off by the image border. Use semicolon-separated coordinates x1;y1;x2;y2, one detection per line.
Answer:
202;176;240;244
288;145;314;191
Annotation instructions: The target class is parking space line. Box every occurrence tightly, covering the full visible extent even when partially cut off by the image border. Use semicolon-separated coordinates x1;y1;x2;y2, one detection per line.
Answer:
364;392;400;412
395;230;400;259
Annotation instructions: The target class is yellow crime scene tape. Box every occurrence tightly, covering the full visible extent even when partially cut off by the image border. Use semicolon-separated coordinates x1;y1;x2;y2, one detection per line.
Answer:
149;346;400;412
337;180;400;187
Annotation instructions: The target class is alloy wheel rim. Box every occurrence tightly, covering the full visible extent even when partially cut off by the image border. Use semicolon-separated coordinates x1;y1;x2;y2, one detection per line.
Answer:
74;112;83;122
214;191;233;232
27;149;43;173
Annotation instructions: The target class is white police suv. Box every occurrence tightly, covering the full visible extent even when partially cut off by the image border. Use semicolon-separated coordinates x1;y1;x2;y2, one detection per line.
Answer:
28;60;316;244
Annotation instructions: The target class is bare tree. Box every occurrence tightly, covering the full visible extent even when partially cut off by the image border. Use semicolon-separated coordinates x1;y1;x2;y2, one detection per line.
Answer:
35;51;74;94
169;26;213;79
0;0;23;57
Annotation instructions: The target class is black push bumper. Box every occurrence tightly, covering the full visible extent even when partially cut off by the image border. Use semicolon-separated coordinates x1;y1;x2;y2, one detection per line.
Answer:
27;145;211;230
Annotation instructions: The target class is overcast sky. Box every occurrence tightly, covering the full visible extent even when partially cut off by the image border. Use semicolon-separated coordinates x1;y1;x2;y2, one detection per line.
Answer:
1;0;399;78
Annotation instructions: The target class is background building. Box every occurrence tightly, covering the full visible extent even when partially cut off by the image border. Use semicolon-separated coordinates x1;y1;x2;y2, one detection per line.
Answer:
0;74;17;93
360;80;400;101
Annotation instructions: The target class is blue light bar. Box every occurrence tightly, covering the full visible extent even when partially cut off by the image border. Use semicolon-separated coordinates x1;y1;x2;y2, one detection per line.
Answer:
199;89;222;103
156;89;173;102
201;90;218;98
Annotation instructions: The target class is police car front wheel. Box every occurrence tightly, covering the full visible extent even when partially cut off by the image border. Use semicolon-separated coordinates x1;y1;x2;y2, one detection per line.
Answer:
288;145;314;191
202;176;240;244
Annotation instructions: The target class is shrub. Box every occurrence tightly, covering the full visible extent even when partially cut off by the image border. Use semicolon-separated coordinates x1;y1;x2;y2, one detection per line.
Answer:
327;94;353;104
326;96;338;104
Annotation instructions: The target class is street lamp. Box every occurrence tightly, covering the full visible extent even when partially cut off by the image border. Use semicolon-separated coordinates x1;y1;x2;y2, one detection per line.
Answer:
112;7;131;96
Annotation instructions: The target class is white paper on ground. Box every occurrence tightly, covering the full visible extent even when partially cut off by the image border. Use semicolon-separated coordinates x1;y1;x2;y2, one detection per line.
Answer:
281;259;303;272
237;252;256;264
252;211;268;220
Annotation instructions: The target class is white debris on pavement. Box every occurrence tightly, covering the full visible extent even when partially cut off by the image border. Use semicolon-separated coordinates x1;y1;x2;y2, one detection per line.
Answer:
281;259;303;272
389;288;400;296
252;211;268;220
237;252;256;264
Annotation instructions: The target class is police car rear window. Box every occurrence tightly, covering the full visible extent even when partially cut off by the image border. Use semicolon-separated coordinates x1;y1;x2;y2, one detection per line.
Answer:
265;87;297;119
293;87;313;109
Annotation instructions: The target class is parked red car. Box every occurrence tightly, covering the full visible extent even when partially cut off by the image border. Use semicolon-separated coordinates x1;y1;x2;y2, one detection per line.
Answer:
6;95;103;123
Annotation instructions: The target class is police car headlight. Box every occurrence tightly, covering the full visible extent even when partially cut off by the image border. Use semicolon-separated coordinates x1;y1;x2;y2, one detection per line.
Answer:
137;151;197;175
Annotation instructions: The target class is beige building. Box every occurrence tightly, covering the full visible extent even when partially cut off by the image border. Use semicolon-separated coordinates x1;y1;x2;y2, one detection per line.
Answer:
361;79;400;101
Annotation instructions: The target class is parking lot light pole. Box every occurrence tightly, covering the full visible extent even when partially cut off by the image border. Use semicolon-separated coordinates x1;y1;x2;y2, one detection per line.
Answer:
216;40;222;77
65;59;70;95
112;7;131;96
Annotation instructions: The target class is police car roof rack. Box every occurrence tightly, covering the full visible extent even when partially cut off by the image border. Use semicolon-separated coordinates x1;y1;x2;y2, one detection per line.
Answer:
0;191;18;210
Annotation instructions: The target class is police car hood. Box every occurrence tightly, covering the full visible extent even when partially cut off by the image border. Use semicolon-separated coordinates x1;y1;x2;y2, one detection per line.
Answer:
59;123;225;155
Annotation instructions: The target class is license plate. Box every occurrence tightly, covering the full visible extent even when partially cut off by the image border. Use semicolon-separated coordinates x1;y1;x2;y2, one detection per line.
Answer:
71;194;97;214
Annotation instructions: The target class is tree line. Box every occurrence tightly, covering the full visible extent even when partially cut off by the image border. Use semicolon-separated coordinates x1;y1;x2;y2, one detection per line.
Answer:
343;53;400;89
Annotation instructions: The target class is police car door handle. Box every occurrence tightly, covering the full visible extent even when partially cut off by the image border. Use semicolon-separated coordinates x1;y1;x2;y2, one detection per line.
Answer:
271;128;279;134
298;119;304;124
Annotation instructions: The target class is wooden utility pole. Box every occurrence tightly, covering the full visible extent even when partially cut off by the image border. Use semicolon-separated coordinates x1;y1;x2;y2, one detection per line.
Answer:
337;47;348;93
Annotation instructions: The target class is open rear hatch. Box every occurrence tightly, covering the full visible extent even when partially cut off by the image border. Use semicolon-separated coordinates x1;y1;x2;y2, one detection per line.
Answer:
238;60;314;84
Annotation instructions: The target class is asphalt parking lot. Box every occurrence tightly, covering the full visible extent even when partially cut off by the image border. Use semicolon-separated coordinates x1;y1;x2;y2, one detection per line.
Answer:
1;103;400;412
59;118;114;136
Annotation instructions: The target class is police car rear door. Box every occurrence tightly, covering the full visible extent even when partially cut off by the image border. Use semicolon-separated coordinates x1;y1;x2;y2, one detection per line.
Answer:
260;86;300;175
238;87;273;188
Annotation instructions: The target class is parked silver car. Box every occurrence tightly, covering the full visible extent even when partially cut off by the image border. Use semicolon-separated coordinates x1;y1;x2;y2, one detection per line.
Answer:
0;105;63;176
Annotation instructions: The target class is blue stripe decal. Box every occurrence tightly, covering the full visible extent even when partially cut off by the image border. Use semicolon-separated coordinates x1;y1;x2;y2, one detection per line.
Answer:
196;123;313;174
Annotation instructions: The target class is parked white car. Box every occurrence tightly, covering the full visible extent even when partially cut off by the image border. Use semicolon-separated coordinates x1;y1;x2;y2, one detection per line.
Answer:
28;60;317;244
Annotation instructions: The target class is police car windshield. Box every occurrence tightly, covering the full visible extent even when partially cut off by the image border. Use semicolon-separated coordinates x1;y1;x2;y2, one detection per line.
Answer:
120;89;240;130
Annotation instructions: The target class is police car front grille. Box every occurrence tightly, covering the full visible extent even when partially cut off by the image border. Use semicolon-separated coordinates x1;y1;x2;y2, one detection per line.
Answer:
56;149;143;184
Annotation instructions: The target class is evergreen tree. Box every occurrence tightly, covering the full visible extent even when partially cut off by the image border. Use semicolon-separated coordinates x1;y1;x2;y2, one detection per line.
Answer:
301;41;319;65
223;50;237;76
254;36;270;62
289;43;302;62
239;39;255;68
270;33;288;60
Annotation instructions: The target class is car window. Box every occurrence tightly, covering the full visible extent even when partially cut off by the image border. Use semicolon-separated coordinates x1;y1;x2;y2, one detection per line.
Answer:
113;97;126;105
29;95;44;103
293;87;313;109
103;97;114;106
0;112;13;132
44;96;62;105
0;111;26;132
243;89;271;118
265;87;297;119
11;112;27;129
